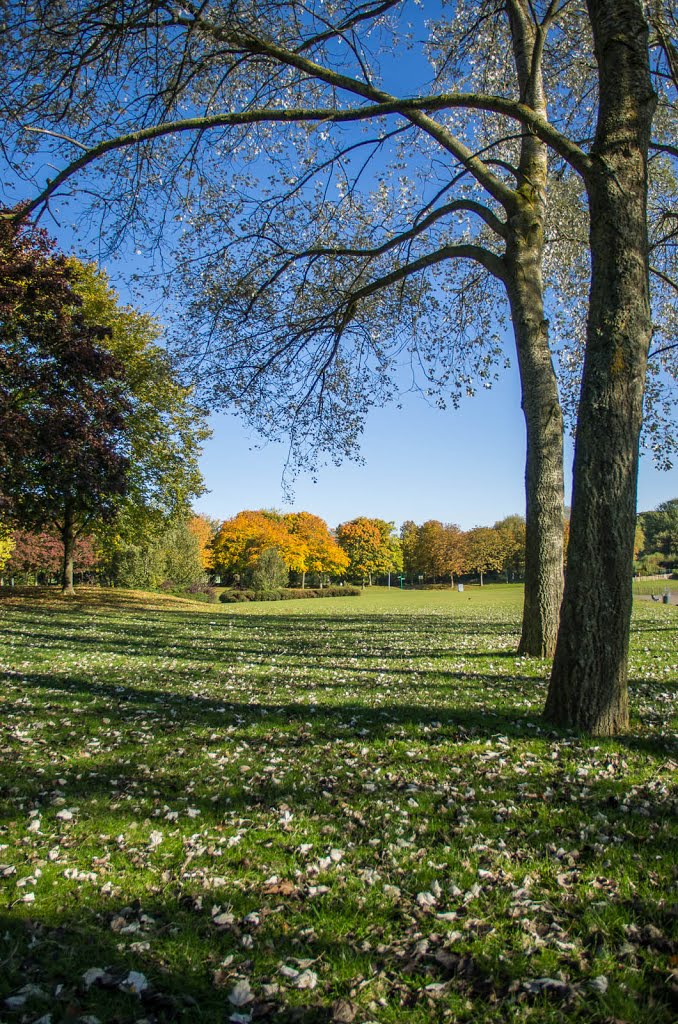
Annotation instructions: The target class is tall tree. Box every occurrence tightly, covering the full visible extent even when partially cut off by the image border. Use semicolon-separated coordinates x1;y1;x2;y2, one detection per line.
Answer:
0;0;570;657
72;263;210;542
544;0;659;733
284;511;349;586
465;526;507;587
211;510;307;582
0;221;131;594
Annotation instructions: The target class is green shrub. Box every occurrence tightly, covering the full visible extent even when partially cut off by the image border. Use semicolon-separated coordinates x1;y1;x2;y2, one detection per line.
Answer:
219;586;361;604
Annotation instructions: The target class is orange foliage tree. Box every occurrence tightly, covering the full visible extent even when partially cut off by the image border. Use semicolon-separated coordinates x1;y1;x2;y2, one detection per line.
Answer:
188;513;219;571
283;511;348;586
211;510;307;583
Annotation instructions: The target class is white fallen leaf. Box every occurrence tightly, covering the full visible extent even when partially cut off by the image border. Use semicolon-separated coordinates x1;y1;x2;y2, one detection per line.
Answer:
590;975;608;994
228;979;255;1006
294;970;318;990
279;965;300;979
119;970;149;995
82;968;107;989
213;911;235;927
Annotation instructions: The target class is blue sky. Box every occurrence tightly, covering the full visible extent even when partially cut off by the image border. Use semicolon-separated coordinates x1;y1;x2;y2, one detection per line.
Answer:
191;361;677;530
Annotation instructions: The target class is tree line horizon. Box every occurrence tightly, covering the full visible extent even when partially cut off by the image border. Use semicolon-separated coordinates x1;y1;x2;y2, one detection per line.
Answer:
3;500;675;592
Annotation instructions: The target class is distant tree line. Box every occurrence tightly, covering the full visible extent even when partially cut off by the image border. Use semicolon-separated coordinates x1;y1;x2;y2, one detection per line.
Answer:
2;502;673;594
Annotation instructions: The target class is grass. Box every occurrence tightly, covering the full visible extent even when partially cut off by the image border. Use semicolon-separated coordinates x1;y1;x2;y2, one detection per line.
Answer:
0;584;676;1024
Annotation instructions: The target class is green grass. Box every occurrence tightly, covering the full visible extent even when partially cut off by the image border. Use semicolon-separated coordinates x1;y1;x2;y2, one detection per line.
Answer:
0;585;676;1023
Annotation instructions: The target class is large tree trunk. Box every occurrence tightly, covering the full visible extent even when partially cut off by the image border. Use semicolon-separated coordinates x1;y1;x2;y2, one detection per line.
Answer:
61;509;76;596
545;0;656;734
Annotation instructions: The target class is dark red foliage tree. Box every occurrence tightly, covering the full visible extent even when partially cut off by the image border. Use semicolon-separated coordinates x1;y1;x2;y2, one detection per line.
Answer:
0;219;130;594
6;529;99;581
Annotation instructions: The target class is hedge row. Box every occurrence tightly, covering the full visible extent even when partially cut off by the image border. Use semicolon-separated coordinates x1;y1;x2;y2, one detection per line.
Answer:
219;586;361;604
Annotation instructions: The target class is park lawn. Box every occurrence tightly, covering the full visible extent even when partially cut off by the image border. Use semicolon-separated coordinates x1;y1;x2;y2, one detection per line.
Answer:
0;586;676;1024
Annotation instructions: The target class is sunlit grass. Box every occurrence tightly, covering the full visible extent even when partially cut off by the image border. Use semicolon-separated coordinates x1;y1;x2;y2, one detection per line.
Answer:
0;585;676;1023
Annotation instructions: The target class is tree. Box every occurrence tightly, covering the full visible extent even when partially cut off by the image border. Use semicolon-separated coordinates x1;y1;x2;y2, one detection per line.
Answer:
336;517;402;585
211;510;306;582
410;520;468;585
284;511;349;586
249;548;290;590
188;514;220;571
465;527;507;587
494;515;527;581
0;227;209;593
7;529;99;584
0;524;15;574
636;498;678;572
1;1;674;730
0;221;131;594
72;263;210;544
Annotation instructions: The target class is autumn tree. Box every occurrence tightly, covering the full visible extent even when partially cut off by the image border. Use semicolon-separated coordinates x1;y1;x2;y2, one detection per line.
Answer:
284;511;349;586
7;529;99;584
0;524;15;574
336;517;402;586
211;510;306;584
465;527;507;587
494;515;527;581
188;514;220;571
406;520;467;585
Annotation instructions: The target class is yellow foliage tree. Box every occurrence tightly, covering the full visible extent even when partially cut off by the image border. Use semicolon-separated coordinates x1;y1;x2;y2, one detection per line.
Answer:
284;511;349;586
0;524;15;572
211;510;307;582
188;514;219;570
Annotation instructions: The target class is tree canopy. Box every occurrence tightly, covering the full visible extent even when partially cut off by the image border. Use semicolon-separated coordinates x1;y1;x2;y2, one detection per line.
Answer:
0;225;210;592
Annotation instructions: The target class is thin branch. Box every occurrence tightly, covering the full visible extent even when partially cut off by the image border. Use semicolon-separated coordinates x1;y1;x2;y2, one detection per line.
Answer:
650;265;678;293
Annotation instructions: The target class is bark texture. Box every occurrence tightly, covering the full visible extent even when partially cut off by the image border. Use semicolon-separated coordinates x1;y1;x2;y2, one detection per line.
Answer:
545;0;656;734
507;258;565;658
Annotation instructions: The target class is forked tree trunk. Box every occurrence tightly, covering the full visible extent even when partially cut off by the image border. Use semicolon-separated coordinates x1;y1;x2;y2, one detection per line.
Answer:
545;0;656;734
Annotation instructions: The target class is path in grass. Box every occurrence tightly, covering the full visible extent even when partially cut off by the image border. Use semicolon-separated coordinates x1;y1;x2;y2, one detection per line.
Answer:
0;586;676;1023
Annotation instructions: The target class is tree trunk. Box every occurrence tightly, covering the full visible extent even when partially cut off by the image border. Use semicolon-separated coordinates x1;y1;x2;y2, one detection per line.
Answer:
545;0;656;734
506;271;565;658
61;510;76;596
502;4;565;657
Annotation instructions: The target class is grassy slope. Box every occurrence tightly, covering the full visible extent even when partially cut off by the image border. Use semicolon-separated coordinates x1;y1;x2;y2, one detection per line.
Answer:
0;585;676;1024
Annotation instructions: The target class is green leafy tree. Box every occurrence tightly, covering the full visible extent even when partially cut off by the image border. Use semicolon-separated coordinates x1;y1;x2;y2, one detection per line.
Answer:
494;515;527;581
248;547;290;590
465;527;507;587
72;262;210;545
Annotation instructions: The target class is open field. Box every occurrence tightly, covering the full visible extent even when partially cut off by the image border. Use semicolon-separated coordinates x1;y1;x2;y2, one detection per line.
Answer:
0;586;676;1023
